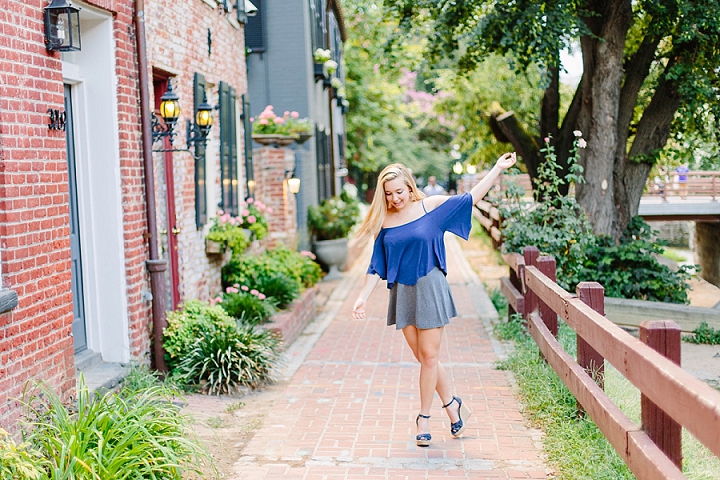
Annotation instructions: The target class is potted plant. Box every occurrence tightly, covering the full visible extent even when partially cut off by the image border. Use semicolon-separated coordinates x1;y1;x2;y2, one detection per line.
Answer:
307;189;360;280
313;48;331;81
287;115;314;144
206;210;249;257
251;105;297;146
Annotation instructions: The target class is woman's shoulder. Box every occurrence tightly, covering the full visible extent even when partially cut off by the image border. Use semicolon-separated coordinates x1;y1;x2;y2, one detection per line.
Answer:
422;193;468;213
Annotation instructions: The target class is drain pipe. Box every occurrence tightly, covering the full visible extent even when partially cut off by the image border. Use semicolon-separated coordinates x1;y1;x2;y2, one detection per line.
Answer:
134;0;168;372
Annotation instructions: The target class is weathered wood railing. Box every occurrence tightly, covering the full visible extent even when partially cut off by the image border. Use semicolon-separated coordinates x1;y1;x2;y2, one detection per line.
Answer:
500;246;720;479
647;171;720;201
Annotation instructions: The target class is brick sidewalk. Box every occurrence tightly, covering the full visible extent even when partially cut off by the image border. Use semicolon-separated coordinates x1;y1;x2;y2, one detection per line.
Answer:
233;236;548;479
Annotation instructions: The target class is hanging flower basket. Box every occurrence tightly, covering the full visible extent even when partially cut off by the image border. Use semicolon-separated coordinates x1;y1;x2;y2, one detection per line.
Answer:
296;132;314;144
205;238;225;255
252;134;298;147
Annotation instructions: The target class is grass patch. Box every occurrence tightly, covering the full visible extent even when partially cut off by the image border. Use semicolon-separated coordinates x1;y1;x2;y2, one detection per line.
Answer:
661;248;688;263
488;286;509;319
494;319;720;479
226;401;246;413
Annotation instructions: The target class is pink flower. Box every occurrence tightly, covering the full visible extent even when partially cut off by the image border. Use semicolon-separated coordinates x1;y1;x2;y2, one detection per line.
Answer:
215;297;223;303
247;198;254;204
247;215;256;224
241;285;249;291
259;118;269;125
242;209;250;216
544;137;550;143
217;209;224;215
578;138;587;148
250;289;259;296
300;250;316;260
233;283;240;288
249;117;254;122
275;117;285;124
291;111;300;119
226;286;239;293
258;293;266;300
284;111;290;117
266;207;273;214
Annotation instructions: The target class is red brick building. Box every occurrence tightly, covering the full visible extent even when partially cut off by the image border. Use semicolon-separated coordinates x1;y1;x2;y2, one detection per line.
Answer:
0;0;259;430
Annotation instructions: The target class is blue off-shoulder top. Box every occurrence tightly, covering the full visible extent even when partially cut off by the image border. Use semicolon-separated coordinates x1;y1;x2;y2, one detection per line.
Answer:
367;192;473;289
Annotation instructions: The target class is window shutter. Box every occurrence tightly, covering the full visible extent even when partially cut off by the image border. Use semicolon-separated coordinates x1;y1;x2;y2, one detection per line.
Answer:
236;0;247;24
219;81;239;215
194;73;207;228
241;94;254;199
244;0;265;52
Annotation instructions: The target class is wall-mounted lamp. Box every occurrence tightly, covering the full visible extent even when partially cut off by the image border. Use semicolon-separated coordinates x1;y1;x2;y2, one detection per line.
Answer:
186;91;213;148
44;0;81;52
152;79;181;145
452;161;463;175
287;177;301;194
233;0;258;23
246;179;256;198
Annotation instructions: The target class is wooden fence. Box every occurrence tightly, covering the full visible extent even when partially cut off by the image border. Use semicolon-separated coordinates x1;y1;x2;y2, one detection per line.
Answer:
647;171;720;201
497;246;720;479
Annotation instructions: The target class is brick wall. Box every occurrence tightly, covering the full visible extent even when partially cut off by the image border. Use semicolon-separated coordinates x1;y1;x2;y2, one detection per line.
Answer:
252;146;299;248
0;0;75;429
145;0;248;303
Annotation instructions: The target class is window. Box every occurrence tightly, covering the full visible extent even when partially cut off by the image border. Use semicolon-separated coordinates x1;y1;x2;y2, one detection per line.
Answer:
241;94;254;199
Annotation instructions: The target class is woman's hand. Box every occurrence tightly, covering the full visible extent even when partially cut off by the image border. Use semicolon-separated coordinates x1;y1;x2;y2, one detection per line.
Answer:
496;152;516;170
352;298;367;319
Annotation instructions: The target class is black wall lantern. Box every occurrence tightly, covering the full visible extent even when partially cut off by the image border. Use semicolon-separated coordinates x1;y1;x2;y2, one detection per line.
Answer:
186;92;213;148
44;0;81;52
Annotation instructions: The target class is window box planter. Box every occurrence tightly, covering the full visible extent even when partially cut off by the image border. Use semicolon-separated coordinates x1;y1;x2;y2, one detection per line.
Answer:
295;131;314;144
252;134;298;147
205;238;225;255
313;62;327;82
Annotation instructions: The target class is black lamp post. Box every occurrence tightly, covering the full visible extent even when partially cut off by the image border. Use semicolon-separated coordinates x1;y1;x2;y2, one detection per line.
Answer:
44;0;82;52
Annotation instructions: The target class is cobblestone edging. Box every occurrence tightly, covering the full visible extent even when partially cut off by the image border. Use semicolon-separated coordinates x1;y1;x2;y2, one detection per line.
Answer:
266;285;319;346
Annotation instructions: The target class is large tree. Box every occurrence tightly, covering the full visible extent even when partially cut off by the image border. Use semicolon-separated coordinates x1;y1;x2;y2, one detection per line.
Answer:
385;0;720;237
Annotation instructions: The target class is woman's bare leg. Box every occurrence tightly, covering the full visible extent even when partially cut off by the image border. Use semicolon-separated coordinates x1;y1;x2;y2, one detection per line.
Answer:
402;326;460;432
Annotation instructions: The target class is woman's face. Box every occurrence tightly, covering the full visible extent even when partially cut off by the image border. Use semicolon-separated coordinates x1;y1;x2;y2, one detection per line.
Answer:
384;177;411;211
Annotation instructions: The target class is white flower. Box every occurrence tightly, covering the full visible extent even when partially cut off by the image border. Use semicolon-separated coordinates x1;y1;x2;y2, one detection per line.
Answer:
324;59;338;74
573;130;582;137
578;138;587;148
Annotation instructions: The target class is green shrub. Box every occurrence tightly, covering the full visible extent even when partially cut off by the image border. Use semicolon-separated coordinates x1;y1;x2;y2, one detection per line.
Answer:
307;190;360;240
0;428;46;480
582;218;694;304
163;300;237;371
685;322;720;345
217;287;276;325
206;212;250;256
222;254;303;308
500;136;692;303
175;323;282;394
21;377;211;479
266;245;324;288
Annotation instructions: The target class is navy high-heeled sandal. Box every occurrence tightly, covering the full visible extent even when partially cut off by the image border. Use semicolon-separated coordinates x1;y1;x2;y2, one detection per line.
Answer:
415;413;431;447
442;396;471;437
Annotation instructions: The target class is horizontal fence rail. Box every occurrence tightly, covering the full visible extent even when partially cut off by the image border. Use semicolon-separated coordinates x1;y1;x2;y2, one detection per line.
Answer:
646;171;720;201
496;246;720;479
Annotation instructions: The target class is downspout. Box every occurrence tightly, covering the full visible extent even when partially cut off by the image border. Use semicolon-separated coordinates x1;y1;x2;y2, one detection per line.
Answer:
134;0;168;372
325;0;336;196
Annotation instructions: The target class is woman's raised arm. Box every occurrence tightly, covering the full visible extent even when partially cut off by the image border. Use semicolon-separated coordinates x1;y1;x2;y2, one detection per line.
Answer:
469;152;516;204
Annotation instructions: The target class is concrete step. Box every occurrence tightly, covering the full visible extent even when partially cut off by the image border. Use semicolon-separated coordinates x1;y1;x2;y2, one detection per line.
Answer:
75;350;128;393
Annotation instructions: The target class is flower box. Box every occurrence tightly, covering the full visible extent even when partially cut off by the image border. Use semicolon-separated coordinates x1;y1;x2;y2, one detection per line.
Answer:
313;62;327;82
252;134;297;147
205;238;225;255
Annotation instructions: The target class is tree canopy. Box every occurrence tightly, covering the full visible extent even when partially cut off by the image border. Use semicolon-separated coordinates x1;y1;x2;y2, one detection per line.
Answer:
384;0;720;237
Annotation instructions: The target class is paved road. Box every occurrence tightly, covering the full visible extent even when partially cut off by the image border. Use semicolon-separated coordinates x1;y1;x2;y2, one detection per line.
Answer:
233;236;548;479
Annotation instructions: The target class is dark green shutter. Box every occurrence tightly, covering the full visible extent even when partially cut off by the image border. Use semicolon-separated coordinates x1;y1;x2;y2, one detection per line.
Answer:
244;0;265;52
241;94;254;199
219;81;238;215
194;73;207;228
236;0;247;24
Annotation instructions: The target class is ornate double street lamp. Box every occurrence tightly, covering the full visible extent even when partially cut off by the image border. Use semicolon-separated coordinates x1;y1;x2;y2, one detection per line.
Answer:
152;79;213;154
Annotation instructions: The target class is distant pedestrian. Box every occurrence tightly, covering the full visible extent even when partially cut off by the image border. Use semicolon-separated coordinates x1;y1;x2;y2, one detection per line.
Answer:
675;164;689;199
350;152;517;447
422;176;446;196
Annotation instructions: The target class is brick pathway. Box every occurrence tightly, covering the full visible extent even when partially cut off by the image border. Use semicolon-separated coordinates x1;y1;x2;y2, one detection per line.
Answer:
233;236;548;479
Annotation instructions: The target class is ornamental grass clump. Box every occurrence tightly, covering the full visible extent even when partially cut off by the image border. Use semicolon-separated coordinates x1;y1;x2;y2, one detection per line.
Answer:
163;300;281;394
20;375;212;479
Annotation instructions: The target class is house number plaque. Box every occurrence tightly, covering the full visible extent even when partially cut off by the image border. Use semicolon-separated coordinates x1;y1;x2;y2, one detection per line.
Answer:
48;108;66;131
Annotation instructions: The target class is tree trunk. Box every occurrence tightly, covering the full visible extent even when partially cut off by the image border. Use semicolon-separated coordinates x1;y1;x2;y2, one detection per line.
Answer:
574;0;633;236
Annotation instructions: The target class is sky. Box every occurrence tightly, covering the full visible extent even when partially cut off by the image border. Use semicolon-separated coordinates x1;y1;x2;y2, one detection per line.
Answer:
560;47;583;87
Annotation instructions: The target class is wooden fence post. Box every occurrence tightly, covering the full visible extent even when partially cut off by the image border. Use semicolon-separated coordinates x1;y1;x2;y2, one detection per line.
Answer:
576;282;605;390
536;256;558;338
639;320;682;469
523;246;539;320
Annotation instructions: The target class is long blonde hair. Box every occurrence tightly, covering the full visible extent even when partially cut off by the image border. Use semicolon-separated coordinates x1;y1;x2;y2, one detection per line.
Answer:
351;163;425;247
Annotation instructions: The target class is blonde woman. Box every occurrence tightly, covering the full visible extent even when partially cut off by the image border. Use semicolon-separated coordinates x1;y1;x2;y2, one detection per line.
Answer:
351;152;516;447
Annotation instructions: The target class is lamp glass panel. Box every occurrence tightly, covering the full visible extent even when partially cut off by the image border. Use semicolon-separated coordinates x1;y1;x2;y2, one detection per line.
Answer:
160;99;180;123
288;178;301;194
196;109;213;127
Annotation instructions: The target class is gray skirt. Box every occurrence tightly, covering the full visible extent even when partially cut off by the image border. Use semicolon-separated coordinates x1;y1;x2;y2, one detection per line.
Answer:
387;267;458;330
